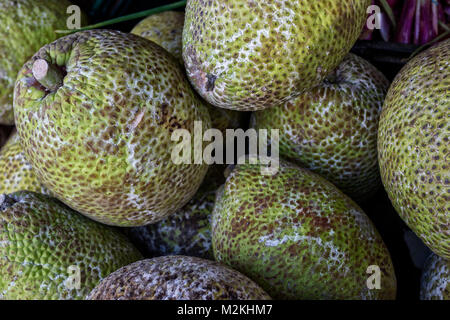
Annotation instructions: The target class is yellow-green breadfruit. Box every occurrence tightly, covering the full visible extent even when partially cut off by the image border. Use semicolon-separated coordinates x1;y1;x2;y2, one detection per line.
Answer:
183;0;371;111
212;160;397;300
131;11;185;62
0;191;143;299
0;0;86;125
88;256;271;300
0;131;49;195
13;30;211;227
251;54;389;202
378;39;449;259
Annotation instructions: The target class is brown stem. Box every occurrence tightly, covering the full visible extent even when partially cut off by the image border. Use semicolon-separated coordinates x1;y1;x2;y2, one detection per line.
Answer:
32;59;64;91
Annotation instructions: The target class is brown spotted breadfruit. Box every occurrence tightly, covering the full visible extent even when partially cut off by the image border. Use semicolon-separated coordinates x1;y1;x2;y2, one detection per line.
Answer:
251;53;389;202
378;39;449;259
88;256;271;300
420;253;450;300
183;0;371;111
0;191;143;300
13;29;211;227
212;160;397;300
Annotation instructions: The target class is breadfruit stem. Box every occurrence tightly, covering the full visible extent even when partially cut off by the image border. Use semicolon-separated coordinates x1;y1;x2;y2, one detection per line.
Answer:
32;59;64;92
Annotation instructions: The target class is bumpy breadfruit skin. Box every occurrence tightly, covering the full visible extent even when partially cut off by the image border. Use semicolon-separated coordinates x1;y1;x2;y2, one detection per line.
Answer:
212;161;397;300
14;30;211;227
0;132;49;195
88;256;271;300
420;254;450;300
0;0;84;125
378;40;449;259
183;0;371;111
251;54;389;202
131;11;185;62
0;191;143;300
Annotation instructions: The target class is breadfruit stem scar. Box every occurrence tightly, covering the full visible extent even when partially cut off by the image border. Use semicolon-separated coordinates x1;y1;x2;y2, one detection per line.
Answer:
32;59;64;92
0;194;18;211
324;68;339;84
206;74;217;92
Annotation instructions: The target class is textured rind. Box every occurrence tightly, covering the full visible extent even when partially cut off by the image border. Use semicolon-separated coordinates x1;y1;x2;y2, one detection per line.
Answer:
125;165;227;259
251;54;389;202
0;0;84;125
212;161;397;300
0;191;143;300
0;132;49;195
183;0;371;111
131;11;185;62
87;256;271;300
420;254;450;300
14;30;211;227
378;39;450;259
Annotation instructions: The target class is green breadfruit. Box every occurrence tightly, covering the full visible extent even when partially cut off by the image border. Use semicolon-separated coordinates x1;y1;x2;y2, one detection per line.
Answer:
252;54;389;202
212;160;397;299
378;39;449;259
131;11;185;62
0;0;86;124
0;191;143;300
182;0;371;111
13;30;211;227
0;132;49;195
